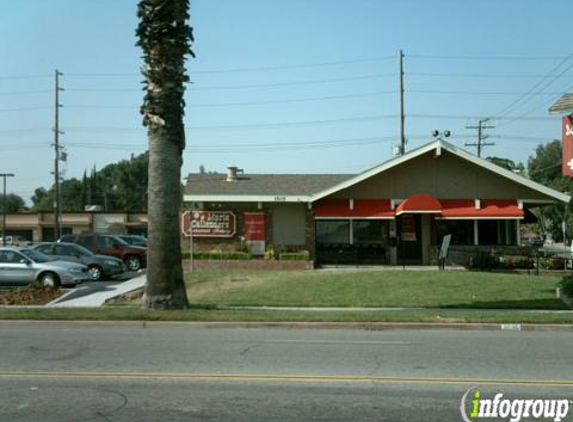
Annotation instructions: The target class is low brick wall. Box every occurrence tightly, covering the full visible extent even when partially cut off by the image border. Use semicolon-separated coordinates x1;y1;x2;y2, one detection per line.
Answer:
183;259;313;270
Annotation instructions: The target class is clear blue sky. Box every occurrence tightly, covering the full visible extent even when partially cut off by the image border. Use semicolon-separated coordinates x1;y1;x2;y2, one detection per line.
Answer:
1;0;571;204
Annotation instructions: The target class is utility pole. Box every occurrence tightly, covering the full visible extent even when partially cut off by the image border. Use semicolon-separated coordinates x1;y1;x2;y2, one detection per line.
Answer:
465;118;495;158
53;69;64;241
399;50;406;155
1;173;15;246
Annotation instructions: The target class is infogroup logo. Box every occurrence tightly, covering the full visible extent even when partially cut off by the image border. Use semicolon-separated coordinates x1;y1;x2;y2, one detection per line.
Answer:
460;388;571;422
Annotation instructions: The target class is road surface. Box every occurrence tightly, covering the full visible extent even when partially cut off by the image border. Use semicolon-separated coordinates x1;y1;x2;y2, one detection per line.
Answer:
0;322;572;421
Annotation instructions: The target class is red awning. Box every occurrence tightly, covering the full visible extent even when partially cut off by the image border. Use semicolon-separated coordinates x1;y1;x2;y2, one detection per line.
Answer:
395;194;442;215
315;197;525;219
440;199;524;219
314;199;394;218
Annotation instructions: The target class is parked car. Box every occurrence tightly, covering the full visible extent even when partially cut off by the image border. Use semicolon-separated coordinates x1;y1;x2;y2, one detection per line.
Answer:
33;242;126;281
118;235;148;248
0;236;32;247
58;233;147;271
0;247;89;287
527;236;544;248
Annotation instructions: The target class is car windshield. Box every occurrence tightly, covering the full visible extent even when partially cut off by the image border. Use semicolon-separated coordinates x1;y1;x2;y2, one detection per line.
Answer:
20;248;54;263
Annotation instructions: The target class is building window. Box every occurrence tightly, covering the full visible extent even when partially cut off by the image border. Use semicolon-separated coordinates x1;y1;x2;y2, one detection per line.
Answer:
478;220;517;246
434;220;474;245
353;220;389;244
316;220;350;244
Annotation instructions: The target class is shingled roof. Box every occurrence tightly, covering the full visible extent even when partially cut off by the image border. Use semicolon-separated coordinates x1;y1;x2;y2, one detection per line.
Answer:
549;93;573;114
185;173;352;198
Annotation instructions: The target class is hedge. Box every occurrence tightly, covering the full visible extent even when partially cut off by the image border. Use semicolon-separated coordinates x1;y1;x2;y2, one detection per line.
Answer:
181;251;251;260
279;251;310;261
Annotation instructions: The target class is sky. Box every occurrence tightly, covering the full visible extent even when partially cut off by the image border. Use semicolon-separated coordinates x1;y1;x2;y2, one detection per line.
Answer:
0;0;571;205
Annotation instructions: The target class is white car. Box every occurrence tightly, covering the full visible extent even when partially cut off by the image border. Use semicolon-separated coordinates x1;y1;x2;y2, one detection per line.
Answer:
0;247;89;288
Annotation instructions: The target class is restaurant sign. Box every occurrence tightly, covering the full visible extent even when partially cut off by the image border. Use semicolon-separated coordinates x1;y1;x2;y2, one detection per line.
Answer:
181;211;236;237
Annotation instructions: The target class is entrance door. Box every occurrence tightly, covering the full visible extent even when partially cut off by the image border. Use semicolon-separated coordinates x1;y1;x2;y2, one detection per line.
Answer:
397;214;422;264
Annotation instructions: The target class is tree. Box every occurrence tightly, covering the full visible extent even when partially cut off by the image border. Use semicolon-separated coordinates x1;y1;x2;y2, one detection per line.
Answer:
0;193;26;212
486;156;525;175
136;0;193;309
527;140;573;242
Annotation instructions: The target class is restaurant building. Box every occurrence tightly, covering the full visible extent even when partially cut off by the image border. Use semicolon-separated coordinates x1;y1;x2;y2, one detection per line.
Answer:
184;140;570;266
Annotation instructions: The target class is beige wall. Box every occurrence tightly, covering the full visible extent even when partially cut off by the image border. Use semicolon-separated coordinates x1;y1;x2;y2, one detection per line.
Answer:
3;212;147;242
331;150;550;200
271;203;307;246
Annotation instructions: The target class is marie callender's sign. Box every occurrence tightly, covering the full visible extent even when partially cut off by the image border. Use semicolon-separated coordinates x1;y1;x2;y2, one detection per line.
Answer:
182;211;236;238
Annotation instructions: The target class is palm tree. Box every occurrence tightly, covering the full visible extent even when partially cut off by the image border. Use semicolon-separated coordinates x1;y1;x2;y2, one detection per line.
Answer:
136;0;194;309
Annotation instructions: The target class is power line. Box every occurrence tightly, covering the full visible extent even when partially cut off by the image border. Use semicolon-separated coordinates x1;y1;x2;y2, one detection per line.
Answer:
64;56;397;77
0;90;52;97
65;73;397;93
408;72;573;79
0;106;51;113
66;114;400;133
410;89;564;96
0;74;51;80
490;53;573;120
409;54;568;61
66;91;397;110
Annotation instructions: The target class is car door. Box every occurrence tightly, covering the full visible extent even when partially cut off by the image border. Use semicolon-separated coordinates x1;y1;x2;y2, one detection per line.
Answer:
0;250;35;284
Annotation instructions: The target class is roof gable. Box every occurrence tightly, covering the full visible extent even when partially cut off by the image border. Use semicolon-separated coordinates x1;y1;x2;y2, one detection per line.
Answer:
311;140;570;204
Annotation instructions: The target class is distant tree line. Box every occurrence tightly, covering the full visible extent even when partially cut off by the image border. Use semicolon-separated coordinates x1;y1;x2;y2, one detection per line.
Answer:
29;151;150;212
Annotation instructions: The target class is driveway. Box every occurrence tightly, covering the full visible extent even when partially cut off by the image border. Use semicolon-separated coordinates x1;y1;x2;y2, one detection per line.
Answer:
47;271;146;307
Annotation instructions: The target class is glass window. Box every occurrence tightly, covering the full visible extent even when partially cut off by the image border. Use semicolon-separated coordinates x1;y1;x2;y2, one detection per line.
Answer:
353;220;389;244
20;249;52;263
54;245;72;256
316;220;350;245
35;244;54;255
80;235;94;247
434;220;474;245
478;220;517;246
0;251;23;263
96;236;113;248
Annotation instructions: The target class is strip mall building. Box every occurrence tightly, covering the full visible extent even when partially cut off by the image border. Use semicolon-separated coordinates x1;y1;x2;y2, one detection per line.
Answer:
184;140;570;266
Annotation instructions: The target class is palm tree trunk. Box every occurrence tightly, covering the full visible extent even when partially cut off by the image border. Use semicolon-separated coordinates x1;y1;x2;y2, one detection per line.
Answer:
144;124;188;308
137;0;193;309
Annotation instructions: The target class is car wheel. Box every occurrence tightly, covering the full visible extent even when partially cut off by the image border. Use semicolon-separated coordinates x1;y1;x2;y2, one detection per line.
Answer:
125;256;141;271
88;265;104;281
39;272;60;288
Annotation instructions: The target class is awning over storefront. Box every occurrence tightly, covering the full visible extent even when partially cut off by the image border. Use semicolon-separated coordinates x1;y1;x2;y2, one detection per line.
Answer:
314;199;394;219
316;197;526;220
440;199;524;219
395;194;442;215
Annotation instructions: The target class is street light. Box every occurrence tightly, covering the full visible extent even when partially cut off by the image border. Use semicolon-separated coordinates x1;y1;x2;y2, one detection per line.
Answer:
0;173;15;246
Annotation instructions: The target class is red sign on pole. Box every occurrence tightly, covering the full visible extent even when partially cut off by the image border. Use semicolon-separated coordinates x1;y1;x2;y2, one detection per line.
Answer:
563;115;573;177
243;213;266;241
243;212;266;255
181;211;236;237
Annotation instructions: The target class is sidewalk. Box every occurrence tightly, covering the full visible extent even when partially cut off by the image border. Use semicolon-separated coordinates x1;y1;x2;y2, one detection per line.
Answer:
47;274;146;307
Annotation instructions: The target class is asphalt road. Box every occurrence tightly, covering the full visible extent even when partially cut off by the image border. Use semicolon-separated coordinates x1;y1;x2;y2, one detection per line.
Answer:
0;323;572;421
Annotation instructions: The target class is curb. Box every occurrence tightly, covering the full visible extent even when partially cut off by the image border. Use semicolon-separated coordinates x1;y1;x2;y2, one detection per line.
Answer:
1;320;573;332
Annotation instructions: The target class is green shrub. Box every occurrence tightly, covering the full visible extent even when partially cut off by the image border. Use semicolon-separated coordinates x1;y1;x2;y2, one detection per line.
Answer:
279;251;310;261
560;276;573;296
181;250;250;260
470;251;500;269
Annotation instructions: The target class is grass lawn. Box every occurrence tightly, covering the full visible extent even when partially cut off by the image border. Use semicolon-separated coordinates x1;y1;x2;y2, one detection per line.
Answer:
186;269;567;310
2;307;573;324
